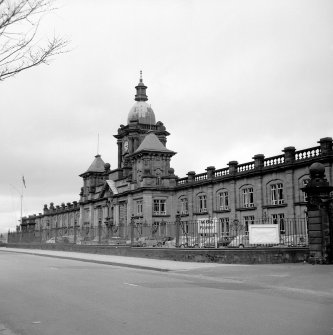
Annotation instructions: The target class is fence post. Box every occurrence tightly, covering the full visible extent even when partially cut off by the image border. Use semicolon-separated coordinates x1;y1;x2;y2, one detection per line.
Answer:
175;212;181;248
303;162;333;264
74;221;77;244
130;215;135;246
98;221;102;244
55;223;58;243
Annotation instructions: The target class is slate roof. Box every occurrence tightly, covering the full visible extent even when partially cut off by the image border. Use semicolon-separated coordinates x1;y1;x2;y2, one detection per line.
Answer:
135;132;174;154
85;154;105;173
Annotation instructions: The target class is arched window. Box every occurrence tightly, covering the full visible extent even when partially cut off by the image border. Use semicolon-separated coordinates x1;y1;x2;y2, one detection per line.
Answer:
269;182;284;205
240;185;254;208
197;193;207;213
216;189;229;210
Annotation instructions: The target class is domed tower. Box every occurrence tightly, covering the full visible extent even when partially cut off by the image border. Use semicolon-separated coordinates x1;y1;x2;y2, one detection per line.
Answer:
127;71;156;125
114;72;170;174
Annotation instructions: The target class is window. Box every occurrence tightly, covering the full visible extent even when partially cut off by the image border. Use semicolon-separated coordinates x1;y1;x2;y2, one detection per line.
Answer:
220;217;230;236
181;221;189;234
98;207;103;220
84;208;90;223
153;199;166;215
272;213;285;233
271;183;284;205
242;187;254;208
243;215;255;234
136;200;143;216
180;198;188;215
198;194;207;213
302;179;310;202
217;191;229;210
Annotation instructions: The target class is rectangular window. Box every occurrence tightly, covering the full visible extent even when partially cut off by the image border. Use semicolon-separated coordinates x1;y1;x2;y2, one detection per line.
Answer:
198;195;207;213
242;188;254;207
271;183;284;205
180;198;188;215
98;207;103;220
302;179;309;202
218;191;229;210
136;200;143;215
220;217;230;236
243;215;255;234
272;213;285;233
153;199;166;215
181;221;189;234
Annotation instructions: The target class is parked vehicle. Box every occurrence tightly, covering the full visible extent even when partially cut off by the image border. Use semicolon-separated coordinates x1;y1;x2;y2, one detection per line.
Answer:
134;236;162;247
280;234;308;247
45;237;56;244
203;235;231;248
228;234;250;248
108;237;127;245
164;235;199;248
61;235;75;243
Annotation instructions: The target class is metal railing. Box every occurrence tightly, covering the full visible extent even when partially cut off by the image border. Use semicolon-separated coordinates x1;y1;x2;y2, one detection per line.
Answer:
8;218;308;249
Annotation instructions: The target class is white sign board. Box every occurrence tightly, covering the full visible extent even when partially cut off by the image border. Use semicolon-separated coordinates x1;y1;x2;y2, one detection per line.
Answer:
249;224;279;244
197;218;217;235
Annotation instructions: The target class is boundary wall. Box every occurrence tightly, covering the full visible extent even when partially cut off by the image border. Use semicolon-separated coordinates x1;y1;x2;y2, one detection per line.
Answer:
5;243;309;264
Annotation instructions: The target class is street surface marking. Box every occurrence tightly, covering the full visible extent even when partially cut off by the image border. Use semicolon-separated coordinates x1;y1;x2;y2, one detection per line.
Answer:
124;282;139;287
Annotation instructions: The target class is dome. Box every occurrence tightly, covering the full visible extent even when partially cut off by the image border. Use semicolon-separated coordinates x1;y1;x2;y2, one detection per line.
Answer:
127;101;156;125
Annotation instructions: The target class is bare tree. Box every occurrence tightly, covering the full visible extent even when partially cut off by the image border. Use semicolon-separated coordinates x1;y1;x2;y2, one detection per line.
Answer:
0;0;68;81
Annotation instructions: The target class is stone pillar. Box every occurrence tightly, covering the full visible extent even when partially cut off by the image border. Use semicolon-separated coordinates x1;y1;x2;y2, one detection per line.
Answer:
206;166;216;179
134;137;139;151
252;154;265;169
130;215;135;245
187;171;196;182
318;137;333;156
228;161;238;175
117;140;122;169
283;146;296;164
303;162;333;264
175;212;181;248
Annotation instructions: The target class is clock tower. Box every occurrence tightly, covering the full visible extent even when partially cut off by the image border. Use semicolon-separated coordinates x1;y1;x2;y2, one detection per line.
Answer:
114;72;170;177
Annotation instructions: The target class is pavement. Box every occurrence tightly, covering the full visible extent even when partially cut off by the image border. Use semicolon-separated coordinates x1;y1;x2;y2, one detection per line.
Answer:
1;247;333;299
0;247;223;271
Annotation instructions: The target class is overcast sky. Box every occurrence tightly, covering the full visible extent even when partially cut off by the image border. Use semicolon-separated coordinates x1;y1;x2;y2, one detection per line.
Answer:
1;0;332;233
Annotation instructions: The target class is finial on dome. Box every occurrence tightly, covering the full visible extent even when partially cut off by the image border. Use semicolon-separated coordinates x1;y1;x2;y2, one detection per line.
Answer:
135;71;148;101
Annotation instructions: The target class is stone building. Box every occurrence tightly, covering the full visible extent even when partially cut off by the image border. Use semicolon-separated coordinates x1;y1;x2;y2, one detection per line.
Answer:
20;74;333;241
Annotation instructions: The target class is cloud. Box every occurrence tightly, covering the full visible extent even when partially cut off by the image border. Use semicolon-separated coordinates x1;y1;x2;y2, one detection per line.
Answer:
1;0;332;232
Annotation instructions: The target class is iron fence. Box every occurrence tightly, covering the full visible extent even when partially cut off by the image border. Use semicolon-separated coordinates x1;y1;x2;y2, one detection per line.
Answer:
8;218;308;249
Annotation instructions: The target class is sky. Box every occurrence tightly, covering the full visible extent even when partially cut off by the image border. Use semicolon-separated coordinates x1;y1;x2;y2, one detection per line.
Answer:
1;0;333;233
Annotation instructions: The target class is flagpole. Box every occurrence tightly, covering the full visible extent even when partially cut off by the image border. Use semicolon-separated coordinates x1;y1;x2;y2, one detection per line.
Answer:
21;177;23;226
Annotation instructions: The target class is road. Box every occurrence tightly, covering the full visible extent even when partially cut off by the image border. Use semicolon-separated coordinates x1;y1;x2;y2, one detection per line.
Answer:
0;251;332;335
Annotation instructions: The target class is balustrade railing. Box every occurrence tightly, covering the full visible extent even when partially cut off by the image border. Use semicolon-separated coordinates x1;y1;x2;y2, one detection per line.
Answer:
176;145;323;186
194;173;207;181
177;177;188;185
138;123;158;130
264;154;285;167
214;168;229;177
237;162;255;173
295;146;321;161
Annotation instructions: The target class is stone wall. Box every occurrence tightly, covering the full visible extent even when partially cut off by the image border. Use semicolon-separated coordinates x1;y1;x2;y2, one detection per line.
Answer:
5;244;309;264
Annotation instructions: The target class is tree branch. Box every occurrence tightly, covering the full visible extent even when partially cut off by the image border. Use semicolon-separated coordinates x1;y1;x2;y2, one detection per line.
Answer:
0;0;68;81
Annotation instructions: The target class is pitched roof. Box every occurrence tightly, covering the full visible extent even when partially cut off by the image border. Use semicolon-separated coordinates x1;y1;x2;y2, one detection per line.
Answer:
135;132;174;154
85;154;105;173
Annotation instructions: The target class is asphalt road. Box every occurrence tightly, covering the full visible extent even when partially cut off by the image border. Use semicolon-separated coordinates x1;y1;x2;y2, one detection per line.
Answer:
0;251;332;335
